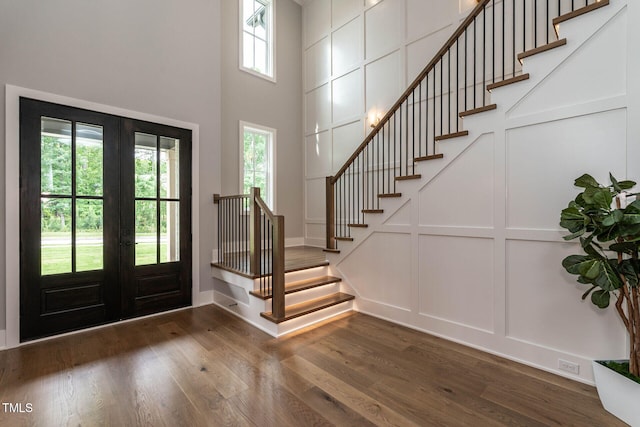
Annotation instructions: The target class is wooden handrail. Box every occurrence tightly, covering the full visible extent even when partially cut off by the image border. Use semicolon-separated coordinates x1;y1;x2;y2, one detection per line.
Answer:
215;187;286;320
330;0;491;184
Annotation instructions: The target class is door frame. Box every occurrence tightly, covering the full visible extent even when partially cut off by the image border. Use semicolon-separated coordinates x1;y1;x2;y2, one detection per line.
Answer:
4;84;203;349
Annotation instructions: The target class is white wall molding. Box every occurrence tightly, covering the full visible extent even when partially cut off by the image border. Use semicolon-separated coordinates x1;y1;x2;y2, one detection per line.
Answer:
308;0;632;384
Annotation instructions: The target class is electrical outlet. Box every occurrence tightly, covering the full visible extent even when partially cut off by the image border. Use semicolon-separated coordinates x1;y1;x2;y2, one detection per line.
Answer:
558;359;580;375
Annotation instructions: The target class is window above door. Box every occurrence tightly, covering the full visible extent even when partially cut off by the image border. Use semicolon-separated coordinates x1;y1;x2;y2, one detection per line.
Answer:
240;0;276;81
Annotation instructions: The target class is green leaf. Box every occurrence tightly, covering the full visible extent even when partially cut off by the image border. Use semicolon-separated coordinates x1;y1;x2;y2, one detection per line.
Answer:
592;189;613;210
591;289;611;309
579;259;600;280
622;213;640;225
577;275;594;285
580;238;604;259
609;241;638;255
619;259;639;287
563;229;585;240
581;285;597;300
575;174;600;189
618;180;636;190
602;209;624;227
562;255;593;275
560;205;589;233
594;261;622;291
610;173;621;192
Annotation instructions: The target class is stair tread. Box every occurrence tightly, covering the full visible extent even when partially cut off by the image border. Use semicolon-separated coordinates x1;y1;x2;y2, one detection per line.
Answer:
553;0;609;27
260;292;355;324
335;236;354;241
378;193;402;198
415;154;444;162
435;130;469;141
348;223;369;228
396;174;421;181
459;104;497;117
323;248;341;254
487;74;530;91
250;275;342;300
363;209;384;214
517;39;567;63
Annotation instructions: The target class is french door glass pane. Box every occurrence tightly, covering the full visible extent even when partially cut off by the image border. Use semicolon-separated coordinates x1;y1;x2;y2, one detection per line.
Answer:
41;198;72;275
135;133;157;198
160;201;180;262
135;200;157;266
76;123;104;197
41;117;72;195
160;137;179;198
76;199;104;272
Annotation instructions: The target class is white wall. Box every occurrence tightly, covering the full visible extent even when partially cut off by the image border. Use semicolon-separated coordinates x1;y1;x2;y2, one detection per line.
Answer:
221;0;304;239
306;0;637;383
303;0;477;246
0;0;222;334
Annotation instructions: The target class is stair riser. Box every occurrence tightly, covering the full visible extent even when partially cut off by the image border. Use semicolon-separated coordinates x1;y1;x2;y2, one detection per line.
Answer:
275;300;354;337
251;265;331;289
285;265;332;282
263;282;341;311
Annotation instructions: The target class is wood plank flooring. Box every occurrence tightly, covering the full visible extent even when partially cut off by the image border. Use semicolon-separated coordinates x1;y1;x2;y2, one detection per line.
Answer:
0;305;626;426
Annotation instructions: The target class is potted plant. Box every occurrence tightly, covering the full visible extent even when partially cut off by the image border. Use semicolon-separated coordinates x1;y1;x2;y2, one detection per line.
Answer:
560;173;640;426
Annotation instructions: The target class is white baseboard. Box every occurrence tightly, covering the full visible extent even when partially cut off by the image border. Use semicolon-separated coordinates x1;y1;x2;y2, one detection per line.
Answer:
194;290;214;307
0;329;5;350
285;237;304;247
304;238;325;248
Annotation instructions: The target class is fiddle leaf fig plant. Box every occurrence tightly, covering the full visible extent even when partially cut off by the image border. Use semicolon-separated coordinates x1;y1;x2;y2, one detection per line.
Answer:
560;173;640;378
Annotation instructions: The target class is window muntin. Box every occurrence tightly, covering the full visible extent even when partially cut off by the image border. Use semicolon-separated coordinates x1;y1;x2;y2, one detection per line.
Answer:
240;122;275;209
240;0;275;80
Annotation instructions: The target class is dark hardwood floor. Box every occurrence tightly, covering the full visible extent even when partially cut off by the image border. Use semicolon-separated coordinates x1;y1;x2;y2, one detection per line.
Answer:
0;305;625;426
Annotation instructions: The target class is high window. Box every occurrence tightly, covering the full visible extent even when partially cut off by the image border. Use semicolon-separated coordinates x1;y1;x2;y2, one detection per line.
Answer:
240;0;275;81
240;122;275;208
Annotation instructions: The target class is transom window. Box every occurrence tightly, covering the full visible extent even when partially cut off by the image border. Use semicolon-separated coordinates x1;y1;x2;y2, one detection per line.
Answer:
240;121;275;209
240;0;275;81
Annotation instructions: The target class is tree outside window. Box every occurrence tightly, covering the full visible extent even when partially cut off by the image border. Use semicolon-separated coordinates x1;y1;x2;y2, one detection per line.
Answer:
241;122;275;209
240;0;275;80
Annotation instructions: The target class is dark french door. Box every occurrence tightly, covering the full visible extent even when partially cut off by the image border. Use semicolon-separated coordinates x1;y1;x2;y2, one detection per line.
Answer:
19;98;192;341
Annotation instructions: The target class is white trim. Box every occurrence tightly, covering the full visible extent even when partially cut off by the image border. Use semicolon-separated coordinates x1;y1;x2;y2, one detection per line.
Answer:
285;237;305;247
4;84;201;349
239;0;277;83
239;120;277;211
0;329;5;350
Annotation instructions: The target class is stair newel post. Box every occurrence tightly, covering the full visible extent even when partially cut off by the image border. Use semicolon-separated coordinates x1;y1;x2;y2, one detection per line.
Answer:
326;176;336;250
272;215;286;320
249;187;261;276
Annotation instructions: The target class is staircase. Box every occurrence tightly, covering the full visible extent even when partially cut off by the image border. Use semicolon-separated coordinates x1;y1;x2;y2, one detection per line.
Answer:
212;0;615;337
325;0;612;251
212;190;355;337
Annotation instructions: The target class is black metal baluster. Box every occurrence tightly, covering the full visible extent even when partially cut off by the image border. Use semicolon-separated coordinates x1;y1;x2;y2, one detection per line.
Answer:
473;18;477;108
513;0;516;78
419;81;423;155
464;27;468;112
523;0;527;54
483;6;486;106
456;40;460;132
492;0;495;84
448;50;451;133
503;0;506;79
